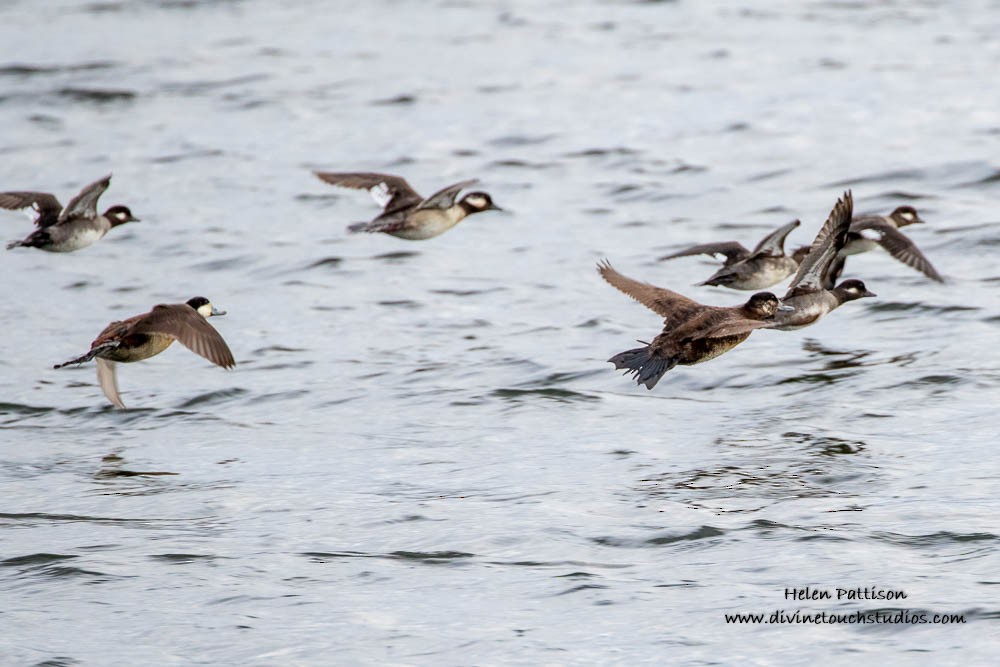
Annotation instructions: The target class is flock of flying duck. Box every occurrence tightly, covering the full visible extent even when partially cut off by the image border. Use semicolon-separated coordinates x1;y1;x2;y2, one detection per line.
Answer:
3;172;942;405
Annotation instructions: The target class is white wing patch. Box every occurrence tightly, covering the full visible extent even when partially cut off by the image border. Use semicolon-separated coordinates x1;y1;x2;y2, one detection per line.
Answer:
23;202;43;224
859;228;883;241
368;182;392;208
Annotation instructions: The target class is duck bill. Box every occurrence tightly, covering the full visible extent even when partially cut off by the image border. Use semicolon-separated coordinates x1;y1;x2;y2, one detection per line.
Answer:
862;290;877;298
489;203;504;212
210;306;227;316
777;304;795;312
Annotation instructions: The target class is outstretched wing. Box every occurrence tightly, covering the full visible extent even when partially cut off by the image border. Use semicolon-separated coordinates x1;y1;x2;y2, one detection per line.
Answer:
314;172;423;214
864;223;944;282
133;304;235;368
59;174;111;223
658;241;749;264
0;191;63;227
417;179;479;210
703;318;773;338
785;191;853;298
96;358;126;409
598;260;704;329
748;219;801;258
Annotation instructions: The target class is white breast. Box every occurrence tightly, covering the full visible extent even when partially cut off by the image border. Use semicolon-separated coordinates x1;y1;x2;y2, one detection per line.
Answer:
391;206;468;240
48;226;109;252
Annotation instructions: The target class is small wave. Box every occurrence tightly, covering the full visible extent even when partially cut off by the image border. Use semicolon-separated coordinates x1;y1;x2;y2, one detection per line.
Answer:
487;159;557;170
56;87;136;103
307;256;343;269
175;387;249;408
95;469;179;477
554;583;609;596
378;299;421;309
563;147;640;159
388;550;475;563
2;553;77;567
591;525;725;548
870;530;998;547
491;387;600;403
488;133;557;147
148;149;224;164
827;168;925;187
372;94;417;105
430;287;504;297
148;553;217;563
0;61;116;76
372;251;420;262
867;301;979;315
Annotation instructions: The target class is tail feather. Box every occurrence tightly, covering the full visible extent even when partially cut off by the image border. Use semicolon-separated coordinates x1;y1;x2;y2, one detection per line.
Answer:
608;345;677;390
6;239;24;250
53;342;119;369
346;221;373;233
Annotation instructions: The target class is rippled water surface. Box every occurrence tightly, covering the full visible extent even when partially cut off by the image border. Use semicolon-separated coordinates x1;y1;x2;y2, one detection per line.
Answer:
2;0;999;664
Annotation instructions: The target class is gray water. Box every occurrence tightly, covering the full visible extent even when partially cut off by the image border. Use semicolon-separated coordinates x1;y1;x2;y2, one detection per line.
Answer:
2;0;999;664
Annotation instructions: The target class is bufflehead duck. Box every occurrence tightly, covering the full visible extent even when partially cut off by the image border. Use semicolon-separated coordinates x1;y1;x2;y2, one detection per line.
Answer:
770;191;877;331
598;260;788;389
2;174;139;252
660;219;804;290
54;297;234;409
793;204;941;282
314;171;501;240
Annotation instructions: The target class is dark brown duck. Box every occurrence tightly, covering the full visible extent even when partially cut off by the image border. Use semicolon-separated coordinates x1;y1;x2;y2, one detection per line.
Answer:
54;297;234;409
599;260;788;389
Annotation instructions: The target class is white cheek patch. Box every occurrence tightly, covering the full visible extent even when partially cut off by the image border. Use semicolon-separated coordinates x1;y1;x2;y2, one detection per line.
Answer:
368;182;392;208
198;304;213;318
117;212;128;221
901;211;914;221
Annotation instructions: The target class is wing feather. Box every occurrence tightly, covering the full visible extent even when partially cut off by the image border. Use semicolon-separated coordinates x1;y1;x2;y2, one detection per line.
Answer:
0;191;63;227
96;358;126;409
785;191;853;297
132;305;235;368
870;224;944;282
417;179;479;209
314;171;422;213
598;260;703;328
58;174;111;223
658;241;749;264
748;219;801;258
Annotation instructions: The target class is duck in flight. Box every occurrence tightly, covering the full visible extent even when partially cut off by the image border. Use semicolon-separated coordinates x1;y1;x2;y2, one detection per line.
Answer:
769;191;877;331
598;260;789;389
659;218;807;290
2;174;139;252
314;171;501;240
793;204;942;282
54;297;234;409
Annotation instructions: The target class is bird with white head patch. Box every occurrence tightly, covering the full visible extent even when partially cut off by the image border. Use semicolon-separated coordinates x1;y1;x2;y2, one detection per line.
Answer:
54;297;234;409
2;174;139;252
313;171;502;240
